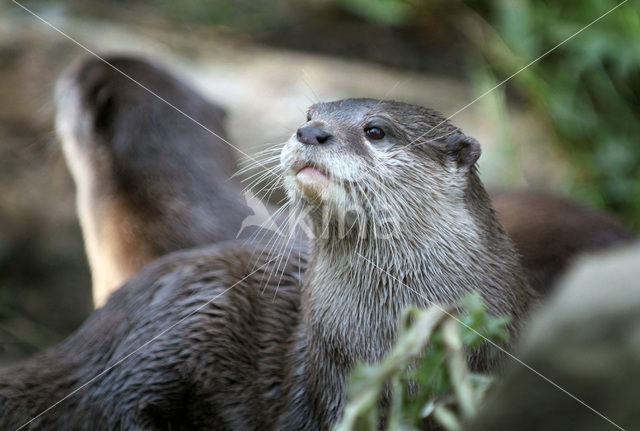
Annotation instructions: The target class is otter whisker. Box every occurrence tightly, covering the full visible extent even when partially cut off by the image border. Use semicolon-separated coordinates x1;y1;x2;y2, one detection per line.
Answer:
238;167;281;195
234;154;282;179
271;222;299;301
258;208;301;294
242;201;291;251
250;173;282;197
236;165;279;186
239;145;284;162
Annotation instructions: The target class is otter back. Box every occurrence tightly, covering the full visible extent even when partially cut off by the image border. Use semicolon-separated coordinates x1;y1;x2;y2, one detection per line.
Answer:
492;190;636;295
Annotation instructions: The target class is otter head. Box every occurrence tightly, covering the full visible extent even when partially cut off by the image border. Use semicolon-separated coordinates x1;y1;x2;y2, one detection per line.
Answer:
280;98;482;243
55;56;230;190
55;56;240;307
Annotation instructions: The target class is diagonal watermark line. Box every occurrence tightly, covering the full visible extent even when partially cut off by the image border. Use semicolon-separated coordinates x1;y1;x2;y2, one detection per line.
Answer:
357;252;625;430
407;0;630;148
11;0;279;178
10;1;630;430
301;68;323;103
14;257;276;431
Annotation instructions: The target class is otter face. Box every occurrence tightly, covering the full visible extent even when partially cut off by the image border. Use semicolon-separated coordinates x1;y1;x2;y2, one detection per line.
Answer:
280;99;482;234
56;57;230;190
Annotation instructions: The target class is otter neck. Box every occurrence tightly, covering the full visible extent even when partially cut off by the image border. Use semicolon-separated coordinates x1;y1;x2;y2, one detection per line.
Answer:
303;207;483;360
296;179;524;426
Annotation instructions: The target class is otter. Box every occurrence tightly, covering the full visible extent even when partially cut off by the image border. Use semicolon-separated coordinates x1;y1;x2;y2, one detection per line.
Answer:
491;190;636;295
55;56;250;307
0;98;536;430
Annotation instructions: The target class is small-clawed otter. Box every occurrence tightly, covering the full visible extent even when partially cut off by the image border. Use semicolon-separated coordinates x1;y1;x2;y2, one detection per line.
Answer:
55;56;250;307
0;99;536;430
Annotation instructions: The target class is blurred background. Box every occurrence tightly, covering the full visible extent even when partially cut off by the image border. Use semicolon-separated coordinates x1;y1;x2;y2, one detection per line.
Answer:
0;0;638;365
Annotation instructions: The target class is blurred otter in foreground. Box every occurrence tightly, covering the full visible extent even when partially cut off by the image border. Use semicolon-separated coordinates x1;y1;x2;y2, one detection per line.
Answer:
55;56;250;307
56;56;634;307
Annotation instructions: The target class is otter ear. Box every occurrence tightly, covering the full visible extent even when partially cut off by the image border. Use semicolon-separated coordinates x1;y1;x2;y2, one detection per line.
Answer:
91;84;116;136
445;133;481;170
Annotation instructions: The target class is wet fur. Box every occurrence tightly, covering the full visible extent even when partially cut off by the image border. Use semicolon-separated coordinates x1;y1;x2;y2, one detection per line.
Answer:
0;239;305;430
277;100;535;427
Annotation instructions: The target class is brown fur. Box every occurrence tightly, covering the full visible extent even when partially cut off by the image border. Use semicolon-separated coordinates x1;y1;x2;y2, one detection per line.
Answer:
1;98;537;430
55;56;250;306
492;190;636;295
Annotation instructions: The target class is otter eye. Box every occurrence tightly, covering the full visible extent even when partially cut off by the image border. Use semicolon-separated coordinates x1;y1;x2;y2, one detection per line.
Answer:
306;112;312;121
365;127;385;140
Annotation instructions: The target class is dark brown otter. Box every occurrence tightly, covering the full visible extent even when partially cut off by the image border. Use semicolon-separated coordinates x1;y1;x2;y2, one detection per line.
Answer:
55;56;250;307
0;98;536;430
491;190;636;295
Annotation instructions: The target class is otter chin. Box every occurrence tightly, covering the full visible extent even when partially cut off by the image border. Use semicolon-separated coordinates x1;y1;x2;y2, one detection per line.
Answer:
295;165;330;202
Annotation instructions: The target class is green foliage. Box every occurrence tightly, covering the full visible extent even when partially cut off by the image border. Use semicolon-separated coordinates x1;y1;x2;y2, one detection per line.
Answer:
315;0;412;26
147;0;285;30
335;292;510;431
476;0;640;229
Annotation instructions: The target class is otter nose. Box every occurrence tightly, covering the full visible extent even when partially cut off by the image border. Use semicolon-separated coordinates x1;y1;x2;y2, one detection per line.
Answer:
296;126;332;145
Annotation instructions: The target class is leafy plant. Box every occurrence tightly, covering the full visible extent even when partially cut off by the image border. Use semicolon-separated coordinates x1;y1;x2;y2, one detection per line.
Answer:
457;0;640;229
335;292;510;431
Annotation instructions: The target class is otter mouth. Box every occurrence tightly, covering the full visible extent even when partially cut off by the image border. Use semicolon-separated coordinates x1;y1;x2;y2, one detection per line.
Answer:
296;163;328;180
292;162;330;203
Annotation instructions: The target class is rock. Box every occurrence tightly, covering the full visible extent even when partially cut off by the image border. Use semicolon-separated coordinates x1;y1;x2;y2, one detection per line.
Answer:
469;242;640;431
